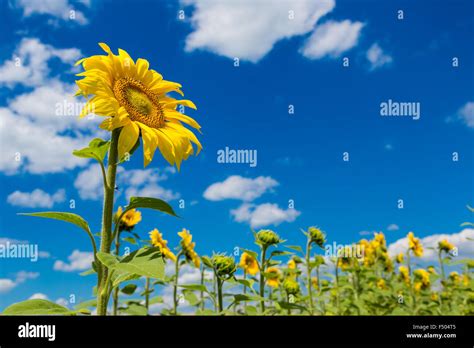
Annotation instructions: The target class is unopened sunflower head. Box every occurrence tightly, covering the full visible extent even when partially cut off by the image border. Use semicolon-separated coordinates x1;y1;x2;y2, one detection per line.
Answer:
75;43;202;169
438;239;455;253
114;206;141;231
239;252;259;275
212;254;236;278
307;226;326;248
265;267;281;288
256;229;281;248
178;228;200;268
149;228;176;262
283;278;300;295
407;232;423;257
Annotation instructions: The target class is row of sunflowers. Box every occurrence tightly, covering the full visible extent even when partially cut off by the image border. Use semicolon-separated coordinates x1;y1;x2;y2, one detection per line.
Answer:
2;43;472;315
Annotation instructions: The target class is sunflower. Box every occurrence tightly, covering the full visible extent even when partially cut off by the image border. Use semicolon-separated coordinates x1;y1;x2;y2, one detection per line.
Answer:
396;252;404;264
413;269;430;289
407;232;423;257
438;239;455;253
376;278;386;290
115;206;141;231
149;228;176;261
398;266;410;284
178;228;200;268
287;259;296;270
75;43;202;169
239;252;259;275
266;267;281;288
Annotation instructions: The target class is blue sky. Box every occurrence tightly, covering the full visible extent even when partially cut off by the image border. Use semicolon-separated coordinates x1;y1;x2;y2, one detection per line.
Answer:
0;0;473;310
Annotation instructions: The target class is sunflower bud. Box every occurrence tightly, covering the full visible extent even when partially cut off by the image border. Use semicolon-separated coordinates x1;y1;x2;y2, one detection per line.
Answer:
256;229;281;247
212;254;236;278
308;227;325;248
283;278;300;295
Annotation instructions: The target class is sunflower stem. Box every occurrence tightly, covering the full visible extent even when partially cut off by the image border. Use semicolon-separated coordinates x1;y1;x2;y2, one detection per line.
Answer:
306;239;314;315
173;252;182;315
96;128;120;316
259;246;267;313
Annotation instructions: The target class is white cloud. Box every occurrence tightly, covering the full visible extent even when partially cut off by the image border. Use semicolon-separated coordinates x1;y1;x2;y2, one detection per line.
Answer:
203;175;278;202
231;202;300;228
74;165;179;201
0;38;102;175
366;43;392;70
456;102;474;128
53;250;93;272
0;38;81;87
7;188;65;208
388;228;474;263
300;20;364;59
181;0;335;62
29;293;48;300
12;0;89;25
387;224;399;231
0;271;39;294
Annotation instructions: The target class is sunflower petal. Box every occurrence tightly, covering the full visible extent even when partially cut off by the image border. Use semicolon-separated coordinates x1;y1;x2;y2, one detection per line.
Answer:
118;122;139;160
136;122;159;167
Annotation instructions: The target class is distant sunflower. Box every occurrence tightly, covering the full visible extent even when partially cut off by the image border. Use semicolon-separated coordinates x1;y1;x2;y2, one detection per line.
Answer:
266;267;281;288
407;232;423;257
149;229;176;262
178;229;200;268
75;43;202;169
239;252;259;276
115;206;141;231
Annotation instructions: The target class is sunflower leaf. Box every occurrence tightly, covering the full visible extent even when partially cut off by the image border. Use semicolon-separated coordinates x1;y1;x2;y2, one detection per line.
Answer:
126;197;178;217
73;138;110;163
111;246;165;279
3;299;74;315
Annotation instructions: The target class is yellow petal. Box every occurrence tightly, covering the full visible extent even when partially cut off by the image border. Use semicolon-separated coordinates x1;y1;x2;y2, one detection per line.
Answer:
118;122;139;160
165;110;201;131
99;107;131;130
136;58;150;81
164;99;197;110
136;122;158;167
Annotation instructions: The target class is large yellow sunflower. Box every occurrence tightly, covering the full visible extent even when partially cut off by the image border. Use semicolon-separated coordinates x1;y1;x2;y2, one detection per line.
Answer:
75;43;202;169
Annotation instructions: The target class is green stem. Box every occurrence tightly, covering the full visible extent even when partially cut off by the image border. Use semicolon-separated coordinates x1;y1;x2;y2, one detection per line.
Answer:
335;259;340;315
112;228;121;316
306;239;314;315
200;266;205;311
243;271;247;311
145;277;150;314
438;250;446;282
96;128;120;316
259;246;267;313
173;252;182;315
216;276;223;313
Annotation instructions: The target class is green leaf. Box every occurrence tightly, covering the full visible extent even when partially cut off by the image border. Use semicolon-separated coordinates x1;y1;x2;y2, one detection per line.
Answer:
184;291;200;306
178;284;208;293
201;256;213;268
96;252;119;268
74;299;97;310
127;197;178;217
80;268;95;276
121;284;138;295
112;247;165;279
112;273;141;288
122;236;137;245
233;294;265;302
120;303;147;316
3;299;73;315
245;305;258;315
19;211;91;235
73;138;110;163
269;250;293;258
286;245;304;253
149;296;163;305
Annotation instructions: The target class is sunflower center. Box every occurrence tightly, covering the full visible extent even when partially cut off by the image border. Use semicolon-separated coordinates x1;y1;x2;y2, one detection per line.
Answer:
113;77;164;129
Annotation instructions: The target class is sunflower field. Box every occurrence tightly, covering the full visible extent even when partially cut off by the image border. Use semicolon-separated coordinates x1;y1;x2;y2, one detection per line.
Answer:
2;43;473;317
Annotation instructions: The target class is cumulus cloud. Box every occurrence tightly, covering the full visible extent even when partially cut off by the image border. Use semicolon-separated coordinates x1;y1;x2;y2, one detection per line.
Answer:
0;271;39;294
387;224;399;231
456;102;474;129
74;165;179;201
203;175;278;201
29;293;48;300
300;20;364;59
231;202;300;228
366;43;393;70
0;38;102;175
11;0;90;25
388;228;474;263
181;0;335;62
7;188;65;208
0;38;81;87
53;250;93;272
